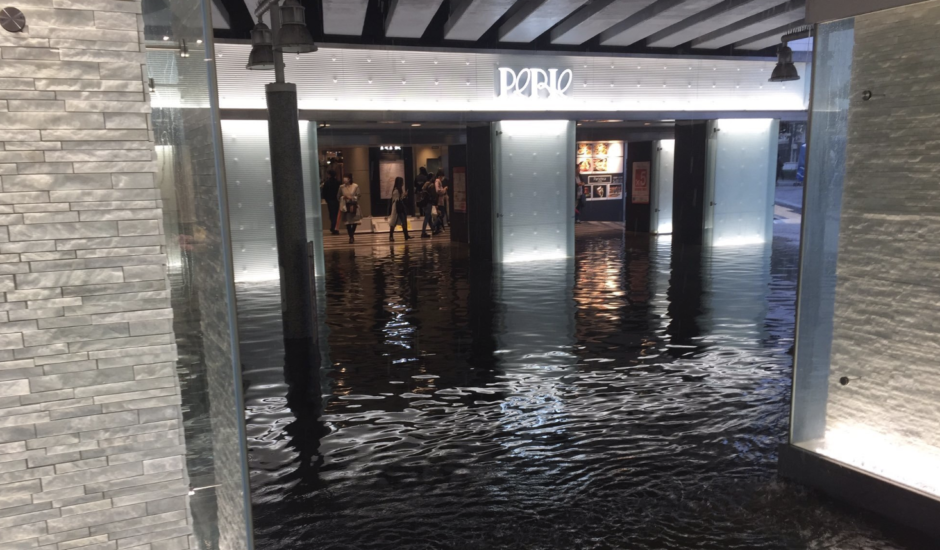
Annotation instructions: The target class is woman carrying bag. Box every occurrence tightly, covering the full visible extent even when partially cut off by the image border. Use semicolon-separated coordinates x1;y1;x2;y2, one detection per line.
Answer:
338;174;362;244
388;177;411;242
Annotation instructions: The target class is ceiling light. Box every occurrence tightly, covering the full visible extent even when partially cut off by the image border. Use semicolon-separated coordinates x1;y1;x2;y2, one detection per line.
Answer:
278;0;317;54
246;19;274;70
411;123;421;127
769;44;800;82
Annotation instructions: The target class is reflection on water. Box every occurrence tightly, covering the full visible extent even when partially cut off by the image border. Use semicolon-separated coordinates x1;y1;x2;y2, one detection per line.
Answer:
240;235;918;549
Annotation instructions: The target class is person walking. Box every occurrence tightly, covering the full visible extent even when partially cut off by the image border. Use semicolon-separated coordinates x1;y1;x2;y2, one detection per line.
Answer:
389;176;410;241
431;169;448;235
320;170;341;235
338;174;361;244
439;175;450;229
419;173;436;238
575;174;586;224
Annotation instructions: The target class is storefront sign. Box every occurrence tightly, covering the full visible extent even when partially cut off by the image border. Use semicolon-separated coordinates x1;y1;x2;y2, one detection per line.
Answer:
632;162;650;204
498;67;573;99
453;167;467;213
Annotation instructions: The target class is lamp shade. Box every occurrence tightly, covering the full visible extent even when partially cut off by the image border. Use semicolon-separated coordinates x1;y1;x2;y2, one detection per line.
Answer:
769;45;800;82
247;19;274;70
278;0;317;53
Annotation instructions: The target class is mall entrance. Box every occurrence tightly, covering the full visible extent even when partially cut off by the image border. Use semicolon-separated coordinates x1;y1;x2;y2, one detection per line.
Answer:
221;115;785;281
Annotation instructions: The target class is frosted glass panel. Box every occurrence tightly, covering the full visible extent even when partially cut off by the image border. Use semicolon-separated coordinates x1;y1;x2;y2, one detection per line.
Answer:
706;119;778;247
492;121;576;263
791;18;854;445
221;120;324;281
651;139;675;235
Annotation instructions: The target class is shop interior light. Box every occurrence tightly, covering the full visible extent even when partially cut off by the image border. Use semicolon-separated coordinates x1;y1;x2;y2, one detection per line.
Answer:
246;19;274;70
278;0;317;54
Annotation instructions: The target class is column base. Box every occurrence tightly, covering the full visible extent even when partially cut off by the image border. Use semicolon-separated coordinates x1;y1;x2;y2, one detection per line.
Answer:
778;443;940;542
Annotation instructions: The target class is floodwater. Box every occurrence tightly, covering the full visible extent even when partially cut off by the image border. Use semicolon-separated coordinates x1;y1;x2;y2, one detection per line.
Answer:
239;229;925;550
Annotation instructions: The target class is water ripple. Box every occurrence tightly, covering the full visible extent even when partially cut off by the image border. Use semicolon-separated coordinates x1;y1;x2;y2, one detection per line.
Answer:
240;234;923;550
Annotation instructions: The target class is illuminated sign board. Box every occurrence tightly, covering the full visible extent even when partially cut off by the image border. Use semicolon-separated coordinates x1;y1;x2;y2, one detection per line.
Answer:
498;68;573;99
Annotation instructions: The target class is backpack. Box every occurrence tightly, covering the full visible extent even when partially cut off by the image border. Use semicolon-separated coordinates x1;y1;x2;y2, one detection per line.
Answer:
417;181;434;208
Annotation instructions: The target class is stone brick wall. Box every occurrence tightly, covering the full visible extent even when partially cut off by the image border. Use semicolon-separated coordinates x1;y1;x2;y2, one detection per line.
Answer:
0;1;194;549
828;0;940;452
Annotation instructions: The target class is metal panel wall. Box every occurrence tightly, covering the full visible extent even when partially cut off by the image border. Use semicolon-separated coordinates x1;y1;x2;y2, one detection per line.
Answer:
214;44;807;114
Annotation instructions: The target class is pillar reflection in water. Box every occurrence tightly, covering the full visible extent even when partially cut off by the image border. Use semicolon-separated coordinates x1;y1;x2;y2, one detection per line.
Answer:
493;259;577;453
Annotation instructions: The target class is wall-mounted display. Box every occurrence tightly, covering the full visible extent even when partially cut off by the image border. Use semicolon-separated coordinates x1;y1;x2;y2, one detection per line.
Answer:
585;174;620;201
379;160;404;199
577;141;625;175
453;167;467;213
632;161;650;204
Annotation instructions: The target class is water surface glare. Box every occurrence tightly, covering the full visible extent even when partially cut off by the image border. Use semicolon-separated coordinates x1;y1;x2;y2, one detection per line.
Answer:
240;233;921;549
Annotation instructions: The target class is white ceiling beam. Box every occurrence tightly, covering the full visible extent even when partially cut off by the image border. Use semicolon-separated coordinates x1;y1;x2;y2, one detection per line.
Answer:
445;0;520;41
692;1;805;49
599;0;726;47
550;0;656;45
646;0;781;48
386;0;447;38
499;0;589;43
322;0;370;36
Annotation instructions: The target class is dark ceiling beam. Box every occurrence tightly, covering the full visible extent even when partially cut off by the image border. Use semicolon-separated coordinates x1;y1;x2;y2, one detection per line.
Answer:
215;0;254;36
645;0;781;48
691;0;805;49
599;0;726;47
734;20;805;49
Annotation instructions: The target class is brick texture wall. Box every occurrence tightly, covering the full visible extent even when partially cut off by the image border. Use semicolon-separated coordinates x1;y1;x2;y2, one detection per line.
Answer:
0;1;193;549
828;0;940;452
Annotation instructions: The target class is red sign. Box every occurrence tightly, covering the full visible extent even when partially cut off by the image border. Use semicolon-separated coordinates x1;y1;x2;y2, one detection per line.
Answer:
632;162;650;204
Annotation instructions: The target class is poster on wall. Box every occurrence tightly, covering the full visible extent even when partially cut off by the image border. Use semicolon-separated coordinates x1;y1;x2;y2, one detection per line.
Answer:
379;160;405;199
453;167;467;213
577;141;625;175
586;174;617;201
632;161;650;204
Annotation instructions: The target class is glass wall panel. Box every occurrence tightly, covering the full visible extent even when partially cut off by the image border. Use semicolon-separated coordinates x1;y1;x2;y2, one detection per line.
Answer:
143;0;253;547
220;120;325;282
704;119;778;247
651;139;675;235
492;121;576;263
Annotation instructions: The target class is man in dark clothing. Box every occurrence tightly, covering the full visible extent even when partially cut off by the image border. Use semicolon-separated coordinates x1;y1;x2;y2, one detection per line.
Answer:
414;167;429;207
321;170;341;235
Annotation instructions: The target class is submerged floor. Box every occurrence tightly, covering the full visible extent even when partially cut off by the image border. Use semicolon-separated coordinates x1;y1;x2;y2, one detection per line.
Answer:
238;227;926;549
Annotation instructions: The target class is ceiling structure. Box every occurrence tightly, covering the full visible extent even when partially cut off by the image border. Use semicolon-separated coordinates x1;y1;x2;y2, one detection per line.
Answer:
211;0;806;56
